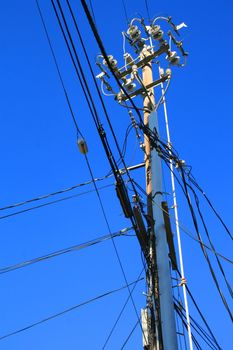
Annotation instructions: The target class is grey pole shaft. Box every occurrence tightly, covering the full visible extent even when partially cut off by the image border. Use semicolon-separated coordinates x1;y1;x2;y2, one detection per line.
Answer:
149;111;178;350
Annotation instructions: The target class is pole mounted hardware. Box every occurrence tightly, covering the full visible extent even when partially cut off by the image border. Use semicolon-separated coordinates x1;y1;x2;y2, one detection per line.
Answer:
96;16;188;108
96;14;189;350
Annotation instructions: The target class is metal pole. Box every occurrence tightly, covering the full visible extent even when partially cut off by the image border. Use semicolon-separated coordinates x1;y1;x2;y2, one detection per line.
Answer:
143;63;178;350
159;67;193;350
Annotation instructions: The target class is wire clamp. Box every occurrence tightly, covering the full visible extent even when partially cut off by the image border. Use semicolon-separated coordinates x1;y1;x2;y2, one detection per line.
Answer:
179;277;187;286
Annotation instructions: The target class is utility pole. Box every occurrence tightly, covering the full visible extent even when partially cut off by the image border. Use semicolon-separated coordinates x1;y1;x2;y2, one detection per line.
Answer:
143;60;178;349
96;15;189;350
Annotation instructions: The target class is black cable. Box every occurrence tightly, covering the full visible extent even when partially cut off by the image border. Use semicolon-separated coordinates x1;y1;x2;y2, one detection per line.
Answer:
88;0;96;25
144;0;151;22
174;304;205;350
188;184;233;298
39;2;147;342
0;174;113;212
188;174;233;241
174;300;219;350
120;320;140;349
83;154;145;340
102;268;144;349
179;167;233;322
122;0;129;25
51;0;98;131
0;228;133;275
80;0;144;127
66;0;144;214
36;0;83;137
54;0;137;223
128;177;222;347
0;184;113;221
0;278;144;342
146;128;233;303
132;178;233;264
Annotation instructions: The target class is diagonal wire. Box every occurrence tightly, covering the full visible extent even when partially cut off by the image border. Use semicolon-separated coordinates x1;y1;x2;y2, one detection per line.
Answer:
0;174;112;212
120;320;140;349
0;184;113;221
0;278;144;342
144;0;151;22
132;180;233;264
36;0;83;137
102;268;145;349
122;0;129;25
51;1;146;340
0;227;133;275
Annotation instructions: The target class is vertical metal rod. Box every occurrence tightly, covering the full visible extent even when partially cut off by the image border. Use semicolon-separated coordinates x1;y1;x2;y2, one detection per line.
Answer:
159;67;193;350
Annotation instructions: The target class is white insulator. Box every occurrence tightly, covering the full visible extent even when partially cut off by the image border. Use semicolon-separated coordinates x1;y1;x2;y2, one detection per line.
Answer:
124;53;134;66
150;25;163;40
166;68;172;77
77;138;88;155
103;55;118;69
166;51;180;66
127;25;141;40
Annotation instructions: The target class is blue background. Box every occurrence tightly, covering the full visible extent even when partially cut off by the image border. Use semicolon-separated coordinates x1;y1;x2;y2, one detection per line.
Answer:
0;0;232;349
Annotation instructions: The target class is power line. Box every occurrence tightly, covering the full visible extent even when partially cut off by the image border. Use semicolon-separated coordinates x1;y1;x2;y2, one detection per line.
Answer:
120;320;140;349
132;180;233;264
188;184;233;298
0;228;133;275
144;0;151;22
122;0;129;25
188;174;233;241
102;268;145;349
0;277;144;342
88;0;96;25
0;184;113;221
0;162;145;214
174;301;220;350
0;174;112;212
66;0;145;214
52;1;146;341
179;167;233;322
35;0;83;137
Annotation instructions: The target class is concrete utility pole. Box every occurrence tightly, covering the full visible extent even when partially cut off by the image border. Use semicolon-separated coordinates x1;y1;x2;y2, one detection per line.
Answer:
143;61;178;350
96;15;189;350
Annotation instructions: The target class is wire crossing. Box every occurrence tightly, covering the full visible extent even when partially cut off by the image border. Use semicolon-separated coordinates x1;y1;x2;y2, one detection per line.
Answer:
0;278;144;342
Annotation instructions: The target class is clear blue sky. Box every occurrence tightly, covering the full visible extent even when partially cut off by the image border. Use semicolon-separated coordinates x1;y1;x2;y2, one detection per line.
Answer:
0;0;232;349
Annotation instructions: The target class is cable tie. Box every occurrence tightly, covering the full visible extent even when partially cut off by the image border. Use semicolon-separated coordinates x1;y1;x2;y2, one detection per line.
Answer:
179;277;187;286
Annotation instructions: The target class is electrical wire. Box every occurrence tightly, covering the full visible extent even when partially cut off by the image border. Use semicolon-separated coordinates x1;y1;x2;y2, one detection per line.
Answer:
66;0;144;215
102;268;145;349
174;304;205;350
0;228;133;275
175;299;221;350
144;0;150;22
174;300;220;350
146;91;232;339
88;0;96;26
187;184;233;298
120;320;140;349
80;0;144;127
0;174;113;212
179;167;233;322
35;0;83;137
132;180;233;264
0;277;144;342
122;0;129;25
0;184;113;221
38;2;148;341
188;174;233;241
